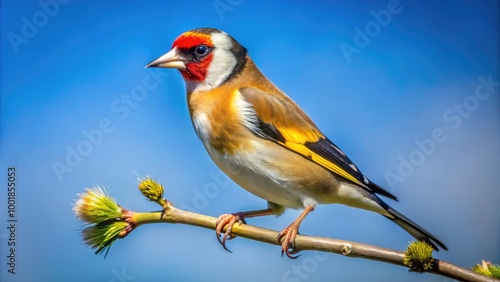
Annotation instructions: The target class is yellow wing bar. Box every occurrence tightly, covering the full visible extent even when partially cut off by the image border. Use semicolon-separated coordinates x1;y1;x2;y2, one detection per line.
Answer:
284;141;366;187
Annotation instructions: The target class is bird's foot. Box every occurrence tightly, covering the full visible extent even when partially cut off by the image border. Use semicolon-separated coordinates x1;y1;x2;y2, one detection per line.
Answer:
215;213;247;252
277;223;301;259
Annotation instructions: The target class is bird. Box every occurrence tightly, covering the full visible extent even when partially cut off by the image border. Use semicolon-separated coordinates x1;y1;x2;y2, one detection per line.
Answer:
145;27;447;258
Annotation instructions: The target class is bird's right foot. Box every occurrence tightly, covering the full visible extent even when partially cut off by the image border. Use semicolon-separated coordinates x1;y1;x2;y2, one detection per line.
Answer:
215;213;247;252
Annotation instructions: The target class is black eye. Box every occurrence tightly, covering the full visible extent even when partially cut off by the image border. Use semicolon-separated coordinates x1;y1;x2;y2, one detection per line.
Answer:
194;45;209;56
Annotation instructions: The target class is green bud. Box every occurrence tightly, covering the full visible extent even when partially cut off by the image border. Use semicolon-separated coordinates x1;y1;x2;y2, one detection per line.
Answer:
404;241;434;273
73;187;122;224
82;220;129;257
472;260;500;278
138;177;166;207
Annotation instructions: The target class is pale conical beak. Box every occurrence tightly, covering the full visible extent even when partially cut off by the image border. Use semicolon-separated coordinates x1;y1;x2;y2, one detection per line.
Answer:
145;48;186;69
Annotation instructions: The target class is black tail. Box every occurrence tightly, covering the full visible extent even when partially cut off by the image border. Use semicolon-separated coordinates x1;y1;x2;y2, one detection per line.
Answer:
384;206;447;251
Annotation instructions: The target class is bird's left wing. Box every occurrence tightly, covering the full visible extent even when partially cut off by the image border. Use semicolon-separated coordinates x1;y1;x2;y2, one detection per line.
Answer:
238;87;397;200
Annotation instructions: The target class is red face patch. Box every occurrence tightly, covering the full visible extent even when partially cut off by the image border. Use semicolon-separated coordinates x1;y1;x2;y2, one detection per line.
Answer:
173;31;214;82
172;31;213;49
181;53;213;81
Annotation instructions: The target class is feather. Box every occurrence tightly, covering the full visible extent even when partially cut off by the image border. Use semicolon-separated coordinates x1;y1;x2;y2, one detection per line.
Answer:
239;87;397;201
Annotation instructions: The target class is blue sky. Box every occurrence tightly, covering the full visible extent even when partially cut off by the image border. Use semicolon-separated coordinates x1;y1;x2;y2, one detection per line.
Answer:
1;0;499;281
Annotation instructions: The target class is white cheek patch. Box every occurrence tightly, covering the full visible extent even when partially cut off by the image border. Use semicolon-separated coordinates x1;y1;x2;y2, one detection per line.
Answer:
186;32;237;93
206;48;236;88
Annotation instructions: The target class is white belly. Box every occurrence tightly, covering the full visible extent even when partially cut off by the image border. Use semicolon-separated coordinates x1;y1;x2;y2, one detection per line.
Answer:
204;139;313;209
190;111;303;207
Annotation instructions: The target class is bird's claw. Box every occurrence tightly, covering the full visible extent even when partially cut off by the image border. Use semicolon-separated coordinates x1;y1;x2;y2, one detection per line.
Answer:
277;225;301;259
215;213;246;253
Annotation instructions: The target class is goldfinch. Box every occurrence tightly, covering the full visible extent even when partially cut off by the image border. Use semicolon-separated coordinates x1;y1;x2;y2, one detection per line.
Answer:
146;28;447;257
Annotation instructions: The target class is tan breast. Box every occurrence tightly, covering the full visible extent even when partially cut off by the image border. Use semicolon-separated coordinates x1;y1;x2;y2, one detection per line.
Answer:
188;86;247;155
187;57;269;154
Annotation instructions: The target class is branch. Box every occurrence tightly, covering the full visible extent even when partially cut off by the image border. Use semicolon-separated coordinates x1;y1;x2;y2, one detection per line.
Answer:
73;179;499;282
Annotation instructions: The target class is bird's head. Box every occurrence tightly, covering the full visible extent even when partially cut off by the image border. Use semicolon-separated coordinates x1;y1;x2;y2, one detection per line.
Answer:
146;28;247;92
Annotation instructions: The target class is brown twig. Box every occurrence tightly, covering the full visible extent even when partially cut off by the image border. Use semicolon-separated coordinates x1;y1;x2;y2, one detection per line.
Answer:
128;204;497;282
